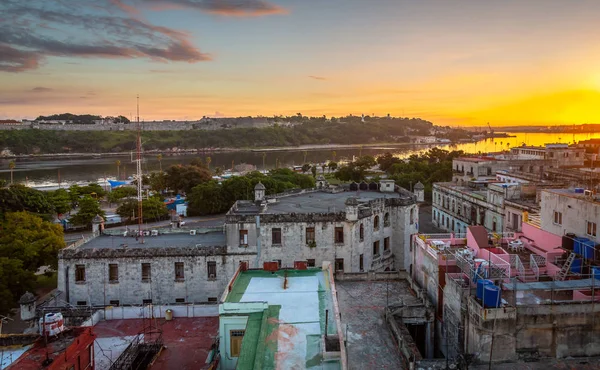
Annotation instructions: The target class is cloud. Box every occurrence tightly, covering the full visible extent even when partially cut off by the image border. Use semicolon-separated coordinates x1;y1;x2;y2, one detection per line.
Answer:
0;0;211;73
144;0;287;17
308;75;327;81
31;87;53;92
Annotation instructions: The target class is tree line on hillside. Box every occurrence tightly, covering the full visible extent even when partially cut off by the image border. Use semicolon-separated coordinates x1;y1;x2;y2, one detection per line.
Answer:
35;113;130;124
0;116;436;155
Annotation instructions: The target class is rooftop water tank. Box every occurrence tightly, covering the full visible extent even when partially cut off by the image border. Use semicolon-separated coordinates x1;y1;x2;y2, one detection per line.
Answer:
483;285;502;308
476;279;494;299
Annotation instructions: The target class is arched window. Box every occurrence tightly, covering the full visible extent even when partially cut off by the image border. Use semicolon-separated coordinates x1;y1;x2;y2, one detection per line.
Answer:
359;224;364;241
374;215;380;230
409;208;414;225
493;217;497;232
384;212;390;227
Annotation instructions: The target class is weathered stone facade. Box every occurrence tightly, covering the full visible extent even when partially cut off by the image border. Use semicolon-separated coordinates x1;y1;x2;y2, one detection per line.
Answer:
57;182;418;307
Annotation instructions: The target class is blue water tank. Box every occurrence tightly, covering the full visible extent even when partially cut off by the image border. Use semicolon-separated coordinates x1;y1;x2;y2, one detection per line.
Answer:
582;240;596;260
483;285;502;308
592;267;600;280
476;279;494;299
574;237;590;255
571;258;583;273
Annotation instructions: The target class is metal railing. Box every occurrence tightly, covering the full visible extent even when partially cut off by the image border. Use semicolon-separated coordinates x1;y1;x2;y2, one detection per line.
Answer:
66;231;99;249
530;255;539;280
515;255;525;277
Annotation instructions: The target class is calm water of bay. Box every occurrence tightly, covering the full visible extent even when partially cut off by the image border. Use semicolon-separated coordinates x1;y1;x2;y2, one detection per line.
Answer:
1;132;599;187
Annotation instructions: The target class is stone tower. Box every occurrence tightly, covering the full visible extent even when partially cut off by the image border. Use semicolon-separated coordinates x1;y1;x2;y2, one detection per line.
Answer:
414;181;425;203
19;291;36;322
92;214;105;234
254;182;266;202
345;197;359;221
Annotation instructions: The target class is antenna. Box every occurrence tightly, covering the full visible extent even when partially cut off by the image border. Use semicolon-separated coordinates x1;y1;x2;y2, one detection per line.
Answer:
135;95;144;244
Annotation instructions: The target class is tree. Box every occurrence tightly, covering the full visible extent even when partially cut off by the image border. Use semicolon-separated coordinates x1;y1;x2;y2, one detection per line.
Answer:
115;160;121;180
0;185;54;220
148;172;168;193
165;164;212;194
107;186;137;203
321;163;326;174
117;197;168;222
8;160;15;184
79;183;106;198
335;165;366;182
311;165;317;178
187;181;228;216
0;211;65;314
328;161;338;172
157;154;163;172
206;156;211;169
301;163;311;173
48;188;72;216
70;195;104;226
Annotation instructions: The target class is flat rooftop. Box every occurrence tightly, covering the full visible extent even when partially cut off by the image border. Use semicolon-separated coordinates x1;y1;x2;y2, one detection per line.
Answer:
75;231;226;250
456;156;500;162
223;269;341;369
263;190;404;215
93;317;218;370
543;188;600;204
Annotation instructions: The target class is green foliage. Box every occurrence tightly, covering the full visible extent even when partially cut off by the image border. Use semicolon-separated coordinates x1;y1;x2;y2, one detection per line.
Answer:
328;161;338;172
70;195;104;226
186;170;315;216
381;148;464;200
0;212;65;315
301;163;311;173
107;187;137;203
165;164;212;194
311;166;317;177
116;197;168;222
47;188;72;215
0;184;54;220
334;155;377;183
0;116;436;155
148;172;168;193
79;183;107;198
35;113;101;124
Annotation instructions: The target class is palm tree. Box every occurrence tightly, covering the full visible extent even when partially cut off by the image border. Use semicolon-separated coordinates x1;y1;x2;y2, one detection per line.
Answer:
303;151;308;164
157;154;163;172
206;156;212;169
115;160;121;180
8;160;15;184
332;151;337;162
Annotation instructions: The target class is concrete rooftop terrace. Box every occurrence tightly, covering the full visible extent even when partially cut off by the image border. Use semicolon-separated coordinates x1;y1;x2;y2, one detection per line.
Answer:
76;231;226;250
234;190;406;215
223;269;341;369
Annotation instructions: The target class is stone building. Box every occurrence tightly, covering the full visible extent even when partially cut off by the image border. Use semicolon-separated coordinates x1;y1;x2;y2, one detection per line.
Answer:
57;180;418;308
225;180;418;274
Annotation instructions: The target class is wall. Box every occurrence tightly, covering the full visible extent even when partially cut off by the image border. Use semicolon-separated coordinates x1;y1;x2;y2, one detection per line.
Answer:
58;252;256;306
520;222;563;254
219;315;249;370
540;190;600;243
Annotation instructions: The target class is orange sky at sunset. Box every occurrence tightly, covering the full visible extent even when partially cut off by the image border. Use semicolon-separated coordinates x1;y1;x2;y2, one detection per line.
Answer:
2;0;600;126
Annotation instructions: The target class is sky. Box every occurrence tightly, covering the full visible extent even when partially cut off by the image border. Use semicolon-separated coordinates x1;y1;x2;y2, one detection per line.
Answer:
2;0;600;126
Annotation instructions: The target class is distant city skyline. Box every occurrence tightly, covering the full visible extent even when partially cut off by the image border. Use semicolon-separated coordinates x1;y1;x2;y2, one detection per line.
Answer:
2;0;600;126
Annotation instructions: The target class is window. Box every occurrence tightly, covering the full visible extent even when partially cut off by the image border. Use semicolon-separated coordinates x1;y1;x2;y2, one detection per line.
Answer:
384;212;390;227
76;301;87;306
373;240;380;256
307;259;316;267
374;215;380;230
306;227;315;243
208;297;218;302
230;330;245;357
335;258;344;272
334;227;344;243
142;299;152;305
175;262;184;281
587;221;597;237
109;264;118;282
207;261;217;279
491;218;496;232
175;298;185;303
272;228;282;244
359;254;364;271
553;211;562;225
274;259;282;268
410;208;414;225
142;263;151;282
239;230;248;246
384;237;390;252
75;265;86;282
109;300;120;306
359;224;364;241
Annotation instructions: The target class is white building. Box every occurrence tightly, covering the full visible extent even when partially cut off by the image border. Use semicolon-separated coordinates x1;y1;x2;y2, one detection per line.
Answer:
57;180;418;308
510;143;585;167
540;188;600;243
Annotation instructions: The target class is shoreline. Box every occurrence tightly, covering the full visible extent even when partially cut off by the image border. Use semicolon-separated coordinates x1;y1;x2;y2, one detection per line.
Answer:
1;141;451;160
